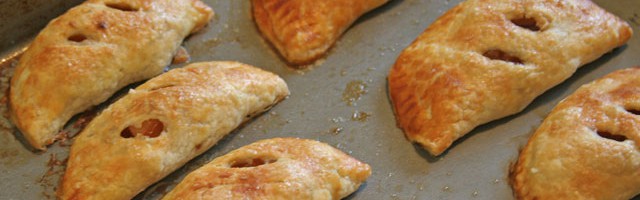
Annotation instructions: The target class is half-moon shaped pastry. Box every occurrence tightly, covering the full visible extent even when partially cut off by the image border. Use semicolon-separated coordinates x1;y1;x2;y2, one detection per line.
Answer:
58;61;290;200
388;0;633;156
510;67;640;200
163;138;372;200
252;0;388;65
9;0;214;150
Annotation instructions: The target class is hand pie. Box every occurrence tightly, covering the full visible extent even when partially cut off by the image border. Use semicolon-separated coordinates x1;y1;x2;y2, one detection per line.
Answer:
163;138;372;200
58;61;290;200
387;0;633;156
252;0;388;65
510;67;640;200
9;0;213;150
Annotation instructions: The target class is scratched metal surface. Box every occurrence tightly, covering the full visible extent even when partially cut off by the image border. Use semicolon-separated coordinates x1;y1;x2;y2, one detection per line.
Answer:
0;0;639;199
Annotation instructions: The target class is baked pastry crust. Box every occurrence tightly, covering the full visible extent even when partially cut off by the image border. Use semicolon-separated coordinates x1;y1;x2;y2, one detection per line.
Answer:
9;0;213;150
162;138;372;200
388;0;633;156
252;0;388;65
58;61;290;200
510;67;640;200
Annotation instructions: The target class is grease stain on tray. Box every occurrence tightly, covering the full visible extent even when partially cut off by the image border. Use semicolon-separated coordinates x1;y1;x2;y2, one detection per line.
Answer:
342;80;367;106
0;146;26;167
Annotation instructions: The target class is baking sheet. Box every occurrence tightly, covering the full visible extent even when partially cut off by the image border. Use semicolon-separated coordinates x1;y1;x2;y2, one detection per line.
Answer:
0;0;639;199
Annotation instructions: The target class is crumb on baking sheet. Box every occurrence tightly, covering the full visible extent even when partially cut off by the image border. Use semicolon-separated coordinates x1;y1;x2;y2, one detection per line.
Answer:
171;46;191;65
351;110;371;122
330;127;343;135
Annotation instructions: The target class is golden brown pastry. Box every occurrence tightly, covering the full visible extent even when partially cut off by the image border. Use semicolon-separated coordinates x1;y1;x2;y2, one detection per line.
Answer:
388;0;633;156
58;61;290;200
9;0;213;150
162;138;372;200
510;67;640;200
252;0;388;65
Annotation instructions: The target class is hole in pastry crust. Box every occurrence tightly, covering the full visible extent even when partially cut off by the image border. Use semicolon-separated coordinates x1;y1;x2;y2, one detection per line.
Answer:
230;157;277;168
597;130;628;142
511;17;541;31
120;119;164;138
625;108;640;115
105;2;139;12
483;50;523;64
68;34;87;42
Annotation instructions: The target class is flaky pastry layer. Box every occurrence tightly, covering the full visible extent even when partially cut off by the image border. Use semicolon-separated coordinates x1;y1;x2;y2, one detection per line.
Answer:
10;0;213;150
58;61;289;200
511;67;640;200
388;0;632;155
163;138;372;200
252;0;388;65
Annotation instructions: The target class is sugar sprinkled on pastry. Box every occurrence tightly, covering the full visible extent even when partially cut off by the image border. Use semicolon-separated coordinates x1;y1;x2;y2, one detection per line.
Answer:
9;0;213;150
163;138;372;200
511;67;640;200
58;61;289;200
252;0;388;66
388;0;632;156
